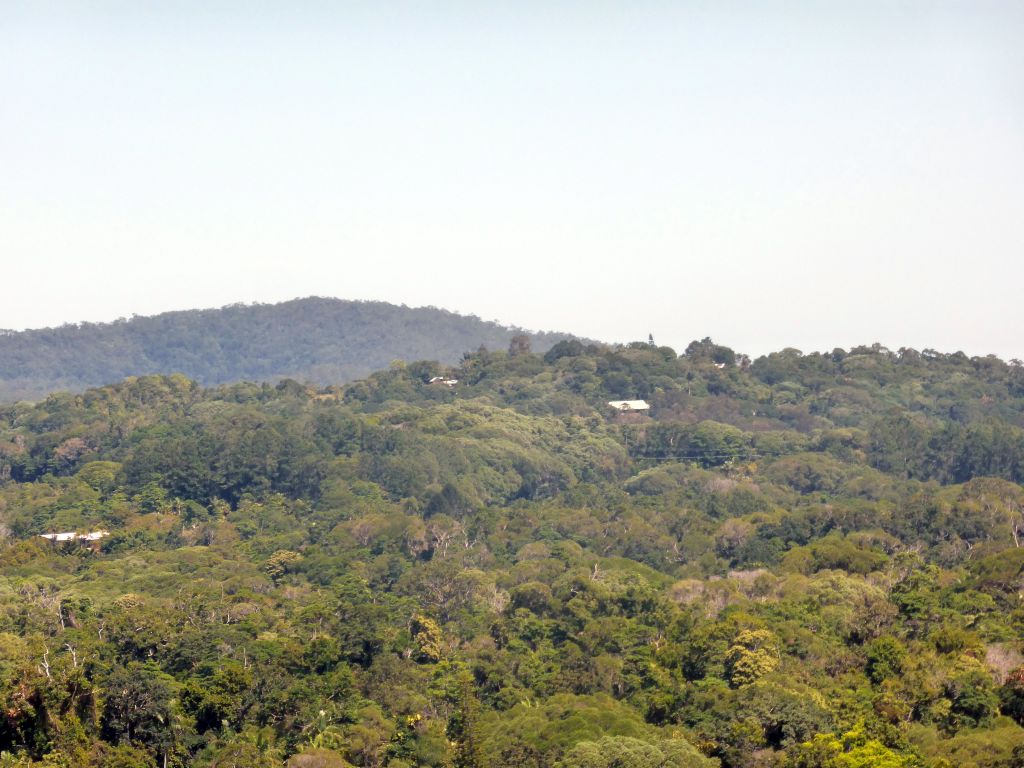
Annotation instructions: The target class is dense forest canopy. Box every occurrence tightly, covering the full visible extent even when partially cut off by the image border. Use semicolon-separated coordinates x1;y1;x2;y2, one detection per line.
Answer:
2;338;1024;766
0;298;577;402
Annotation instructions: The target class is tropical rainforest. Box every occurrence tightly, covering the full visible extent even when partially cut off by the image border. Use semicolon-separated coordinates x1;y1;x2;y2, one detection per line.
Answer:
0;298;574;402
2;337;1024;767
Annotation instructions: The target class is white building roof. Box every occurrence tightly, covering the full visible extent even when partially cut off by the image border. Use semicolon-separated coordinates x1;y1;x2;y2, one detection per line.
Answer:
607;400;650;411
40;530;110;543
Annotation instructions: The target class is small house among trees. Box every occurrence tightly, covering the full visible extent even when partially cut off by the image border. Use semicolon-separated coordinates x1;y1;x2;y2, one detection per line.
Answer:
607;400;650;413
39;530;110;544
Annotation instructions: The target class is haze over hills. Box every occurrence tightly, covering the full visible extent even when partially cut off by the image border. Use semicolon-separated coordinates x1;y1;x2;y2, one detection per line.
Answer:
0;297;579;402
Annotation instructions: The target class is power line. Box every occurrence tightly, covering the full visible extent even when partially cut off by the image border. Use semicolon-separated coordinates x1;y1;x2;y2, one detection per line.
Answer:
629;449;802;461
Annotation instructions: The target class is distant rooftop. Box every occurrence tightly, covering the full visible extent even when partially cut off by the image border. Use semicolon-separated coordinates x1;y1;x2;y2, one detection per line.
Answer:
40;530;110;543
607;400;650;412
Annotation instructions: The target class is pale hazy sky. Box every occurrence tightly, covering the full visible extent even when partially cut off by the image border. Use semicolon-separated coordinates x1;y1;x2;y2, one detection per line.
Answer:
2;2;1023;359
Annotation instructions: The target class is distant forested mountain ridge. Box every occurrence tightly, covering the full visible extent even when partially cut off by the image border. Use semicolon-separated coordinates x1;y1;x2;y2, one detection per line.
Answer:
0;297;576;401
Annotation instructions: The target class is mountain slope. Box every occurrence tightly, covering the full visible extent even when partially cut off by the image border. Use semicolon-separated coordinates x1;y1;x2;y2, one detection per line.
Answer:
0;297;576;401
2;342;1024;766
